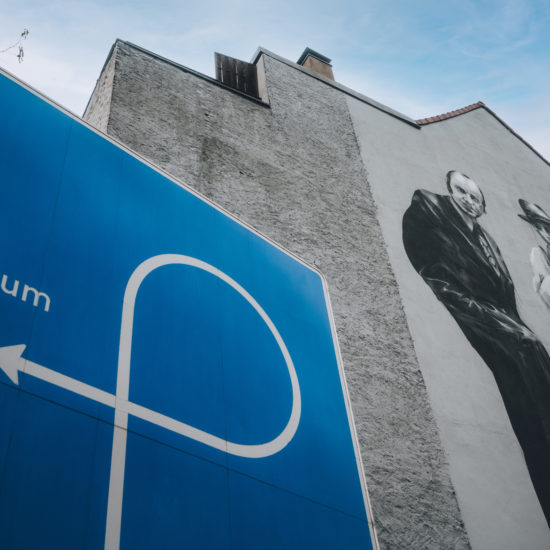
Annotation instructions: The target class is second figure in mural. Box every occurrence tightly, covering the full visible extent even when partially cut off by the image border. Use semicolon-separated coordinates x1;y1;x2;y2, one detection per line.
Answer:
518;199;550;310
402;171;550;527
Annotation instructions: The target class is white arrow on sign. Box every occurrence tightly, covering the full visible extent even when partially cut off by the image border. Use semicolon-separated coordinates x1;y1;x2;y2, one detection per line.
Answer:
0;344;116;406
0;343;299;456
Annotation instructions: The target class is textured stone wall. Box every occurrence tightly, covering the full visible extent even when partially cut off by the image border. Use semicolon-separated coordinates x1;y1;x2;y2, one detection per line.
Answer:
85;42;470;549
83;46;117;132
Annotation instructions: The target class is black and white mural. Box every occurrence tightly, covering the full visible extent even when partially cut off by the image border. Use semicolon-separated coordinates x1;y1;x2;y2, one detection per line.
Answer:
402;171;550;528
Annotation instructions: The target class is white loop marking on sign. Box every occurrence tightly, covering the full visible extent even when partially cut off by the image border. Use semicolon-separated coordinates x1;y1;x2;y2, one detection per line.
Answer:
105;254;301;550
120;254;301;455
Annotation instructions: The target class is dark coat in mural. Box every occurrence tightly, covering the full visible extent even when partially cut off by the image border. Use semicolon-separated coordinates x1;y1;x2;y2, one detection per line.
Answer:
403;188;550;526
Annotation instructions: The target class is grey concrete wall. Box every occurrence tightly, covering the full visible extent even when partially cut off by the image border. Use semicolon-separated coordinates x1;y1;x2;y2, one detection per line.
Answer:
85;42;470;549
83;47;117;132
348;97;550;549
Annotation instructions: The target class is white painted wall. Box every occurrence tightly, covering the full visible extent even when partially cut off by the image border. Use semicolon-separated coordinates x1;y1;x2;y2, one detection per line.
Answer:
348;98;550;550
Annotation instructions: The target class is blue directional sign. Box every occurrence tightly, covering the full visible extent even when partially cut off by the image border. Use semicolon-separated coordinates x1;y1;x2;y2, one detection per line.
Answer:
0;68;377;550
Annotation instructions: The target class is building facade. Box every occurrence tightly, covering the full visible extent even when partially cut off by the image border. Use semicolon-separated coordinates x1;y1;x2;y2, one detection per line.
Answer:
84;41;550;549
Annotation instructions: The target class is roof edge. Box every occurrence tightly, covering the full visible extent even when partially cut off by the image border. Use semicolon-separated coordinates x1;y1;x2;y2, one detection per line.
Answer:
122;41;269;106
417;101;549;167
251;47;420;128
416;101;486;125
87;43;547;167
87;40;270;111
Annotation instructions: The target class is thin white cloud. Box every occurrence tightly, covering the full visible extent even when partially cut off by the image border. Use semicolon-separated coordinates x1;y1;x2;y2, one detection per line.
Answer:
448;0;549;58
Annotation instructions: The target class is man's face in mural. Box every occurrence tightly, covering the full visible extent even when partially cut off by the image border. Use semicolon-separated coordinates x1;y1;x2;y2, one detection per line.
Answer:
448;172;484;219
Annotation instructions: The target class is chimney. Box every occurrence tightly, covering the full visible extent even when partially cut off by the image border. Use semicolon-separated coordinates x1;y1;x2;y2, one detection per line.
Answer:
296;48;334;80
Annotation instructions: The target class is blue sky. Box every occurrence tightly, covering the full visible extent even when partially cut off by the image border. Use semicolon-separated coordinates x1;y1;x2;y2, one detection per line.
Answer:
1;0;549;158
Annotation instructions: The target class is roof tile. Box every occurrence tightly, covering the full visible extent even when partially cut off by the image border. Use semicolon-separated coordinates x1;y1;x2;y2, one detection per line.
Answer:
416;102;485;125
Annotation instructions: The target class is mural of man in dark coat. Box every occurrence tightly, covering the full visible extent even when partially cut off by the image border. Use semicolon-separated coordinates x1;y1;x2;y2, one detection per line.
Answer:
402;170;550;526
